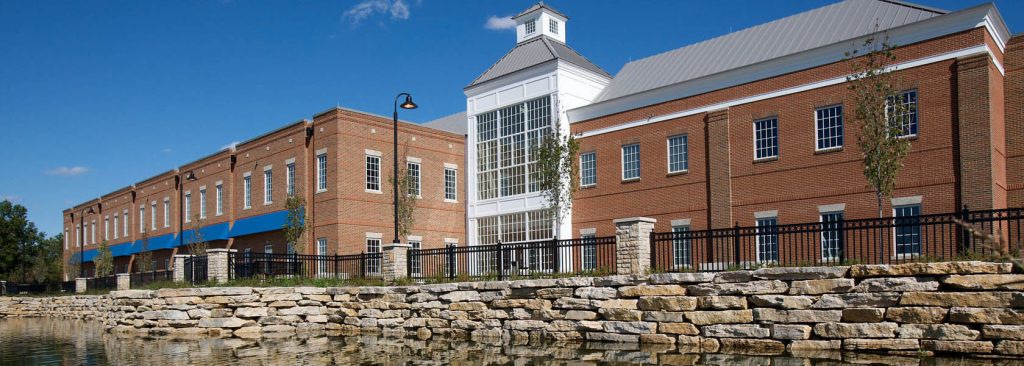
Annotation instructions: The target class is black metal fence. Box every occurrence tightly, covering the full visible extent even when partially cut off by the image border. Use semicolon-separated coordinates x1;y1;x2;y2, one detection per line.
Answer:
230;252;383;280
184;255;208;284
651;207;1024;272
86;275;117;291
129;270;173;288
408;237;617;280
0;281;75;295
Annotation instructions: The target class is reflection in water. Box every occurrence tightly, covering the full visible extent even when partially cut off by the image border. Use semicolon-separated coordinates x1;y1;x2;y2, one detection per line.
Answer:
1;318;1022;365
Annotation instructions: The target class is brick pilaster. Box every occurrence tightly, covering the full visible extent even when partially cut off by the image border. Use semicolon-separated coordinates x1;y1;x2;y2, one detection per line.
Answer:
955;54;1007;210
1005;36;1024;207
705;109;733;229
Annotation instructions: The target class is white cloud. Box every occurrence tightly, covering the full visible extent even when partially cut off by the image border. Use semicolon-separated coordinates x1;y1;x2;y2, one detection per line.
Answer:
343;0;411;26
221;141;240;151
485;15;516;31
45;166;89;176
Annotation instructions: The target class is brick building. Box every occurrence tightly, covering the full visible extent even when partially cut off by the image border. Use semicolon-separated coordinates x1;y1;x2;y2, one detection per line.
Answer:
62;107;465;279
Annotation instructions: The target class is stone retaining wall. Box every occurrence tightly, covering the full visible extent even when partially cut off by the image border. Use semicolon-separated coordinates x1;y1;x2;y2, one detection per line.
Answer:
0;295;112;320
3;261;1024;357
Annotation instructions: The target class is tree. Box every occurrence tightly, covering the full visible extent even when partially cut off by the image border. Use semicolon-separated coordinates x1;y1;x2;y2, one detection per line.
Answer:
30;234;64;283
847;31;913;217
94;240;114;277
533;127;580;239
391;162;418;238
186;215;208;256
0;200;41;282
283;195;308;254
65;254;81;281
135;229;153;272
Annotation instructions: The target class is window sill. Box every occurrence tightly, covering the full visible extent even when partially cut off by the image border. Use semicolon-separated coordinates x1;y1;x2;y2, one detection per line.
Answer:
753;156;778;164
891;253;921;260
580;184;597;190
316;189;327;194
444;199;458;203
621;178;641;184
243;206;251;210
263;201;272;206
898;135;919;141
366;189;383;195
814;147;843;155
667;170;688;177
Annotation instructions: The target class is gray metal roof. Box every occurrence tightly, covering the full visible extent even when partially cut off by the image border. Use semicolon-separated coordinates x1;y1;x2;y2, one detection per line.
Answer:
467;36;610;89
593;0;945;103
421;111;468;135
513;2;568;20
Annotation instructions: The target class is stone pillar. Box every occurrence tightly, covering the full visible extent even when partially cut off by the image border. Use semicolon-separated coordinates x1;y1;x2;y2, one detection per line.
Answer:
116;273;130;291
382;242;410;282
206;249;235;283
173;255;187;283
0;281;6;296
75;278;87;294
614;217;657;275
956;53;1007;210
705;109;733;229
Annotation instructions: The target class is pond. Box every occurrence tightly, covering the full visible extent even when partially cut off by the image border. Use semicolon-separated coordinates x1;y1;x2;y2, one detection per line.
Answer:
0;317;1017;365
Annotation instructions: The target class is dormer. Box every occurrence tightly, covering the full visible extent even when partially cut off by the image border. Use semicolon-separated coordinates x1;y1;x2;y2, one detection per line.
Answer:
513;2;567;44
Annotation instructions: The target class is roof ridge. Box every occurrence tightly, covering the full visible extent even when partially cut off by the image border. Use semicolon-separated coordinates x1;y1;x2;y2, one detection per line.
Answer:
539;36;559;59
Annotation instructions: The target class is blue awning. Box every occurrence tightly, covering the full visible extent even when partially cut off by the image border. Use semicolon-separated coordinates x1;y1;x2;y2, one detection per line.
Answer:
79;241;133;262
230;210;288;238
80;249;97;263
133;233;178;251
182;221;231;244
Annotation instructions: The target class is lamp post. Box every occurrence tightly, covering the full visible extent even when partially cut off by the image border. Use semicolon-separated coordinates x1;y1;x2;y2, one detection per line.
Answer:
79;206;96;278
392;93;418;245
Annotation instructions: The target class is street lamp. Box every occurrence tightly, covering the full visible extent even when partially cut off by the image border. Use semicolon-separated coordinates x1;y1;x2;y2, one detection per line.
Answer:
392;93;417;245
79;206;96;278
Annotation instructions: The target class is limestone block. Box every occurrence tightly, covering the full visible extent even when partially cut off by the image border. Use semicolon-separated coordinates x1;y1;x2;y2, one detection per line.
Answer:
701;324;770;338
813;322;897;338
788;278;854;295
684;310;753;325
886;307;947;324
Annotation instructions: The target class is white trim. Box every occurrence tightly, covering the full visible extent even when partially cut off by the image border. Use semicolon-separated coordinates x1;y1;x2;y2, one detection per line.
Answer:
754;210;778;219
263;165;273;172
666;134;688;174
365;232;383;239
199;185;206;190
444;162;458;169
671;218;691;227
813;104;844;152
215;180;223;186
184;190;191;195
285;157;295;165
444;237;459;244
365;149;382;157
818;203;846;213
406;156;422;163
576;45;996;139
315;148;327;155
163;197;170;202
579;228;596;235
892;195;923;206
407;235;423;242
242;171;252;178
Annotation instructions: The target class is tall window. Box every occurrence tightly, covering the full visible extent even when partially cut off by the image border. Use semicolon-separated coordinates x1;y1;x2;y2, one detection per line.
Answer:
316;153;327;192
754;117;779;159
243;175;252;209
888;90;918;138
622;143;640;180
408;240;421;276
582;233;597;271
444;167;457;201
366;238;381;274
476;95;551;200
112;215;118;240
122;210;128;237
215;184;223;216
264;169;273;204
317;238;328;277
894;205;922;256
150;202;156;230
263;244;273;274
580;152;596;187
407;162;421;197
286;163;296;196
549;19;559;34
672;225;691;269
139;205;145;233
820;212;844;261
104;217;109;241
199;189;207;219
366;155;381;192
667;135;688;173
75;225;80;247
182;194;190;224
91;221;96;244
64;229;69;249
815;105;844;150
756;217;779;263
525;19;536;34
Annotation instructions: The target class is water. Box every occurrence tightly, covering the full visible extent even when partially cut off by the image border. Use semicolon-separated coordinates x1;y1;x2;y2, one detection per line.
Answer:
0;318;1016;365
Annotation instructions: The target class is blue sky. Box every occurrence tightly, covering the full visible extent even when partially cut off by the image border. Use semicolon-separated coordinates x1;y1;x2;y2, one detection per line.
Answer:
1;0;1021;236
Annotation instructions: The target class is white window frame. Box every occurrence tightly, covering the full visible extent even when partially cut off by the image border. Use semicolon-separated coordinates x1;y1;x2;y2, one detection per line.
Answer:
122;209;128;237
215;183;224;216
525;18;536;34
199;187;207;219
755;214;779;264
753;117;779;160
139;205;145;233
407;160;421;198
892;196;923;258
549;19;559;34
150;202;157;231
317;238;329;277
263;166;273;205
286;160;296;196
181;194;189;224
671;220;692;269
112;215;118;240
819;210;844;262
408;238;422;276
444;166;458;202
814;105;844;151
621;143;640;180
366;235;382;274
243;173;252;209
580;152;596;187
365;151;382;193
90;220;96;244
103;216;109;241
887;89;919;138
667;135;688;174
75;224;80;247
316;151;328;193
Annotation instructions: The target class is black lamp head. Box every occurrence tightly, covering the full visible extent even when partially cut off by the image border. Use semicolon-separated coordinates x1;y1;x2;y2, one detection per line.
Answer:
400;95;418;110
185;171;198;181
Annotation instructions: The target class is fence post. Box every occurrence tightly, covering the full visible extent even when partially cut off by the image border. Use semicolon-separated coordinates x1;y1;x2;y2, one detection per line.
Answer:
497;241;505;280
75;278;87;294
733;222;741;267
959;204;971;255
407;247;413;278
333;254;339;279
172;255;187;283
381;241;410;282
550;238;560;274
360;252;366;279
613;217;657;275
206;249;233;284
446;244;456;279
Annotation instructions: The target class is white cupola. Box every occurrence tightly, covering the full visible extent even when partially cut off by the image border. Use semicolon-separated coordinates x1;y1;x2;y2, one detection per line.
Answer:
513;2;567;44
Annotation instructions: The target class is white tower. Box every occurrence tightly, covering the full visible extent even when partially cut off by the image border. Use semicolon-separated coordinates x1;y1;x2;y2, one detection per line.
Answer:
463;2;611;269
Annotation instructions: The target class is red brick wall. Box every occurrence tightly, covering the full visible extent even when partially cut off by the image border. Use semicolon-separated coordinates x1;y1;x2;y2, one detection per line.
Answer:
1006;35;1024;207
